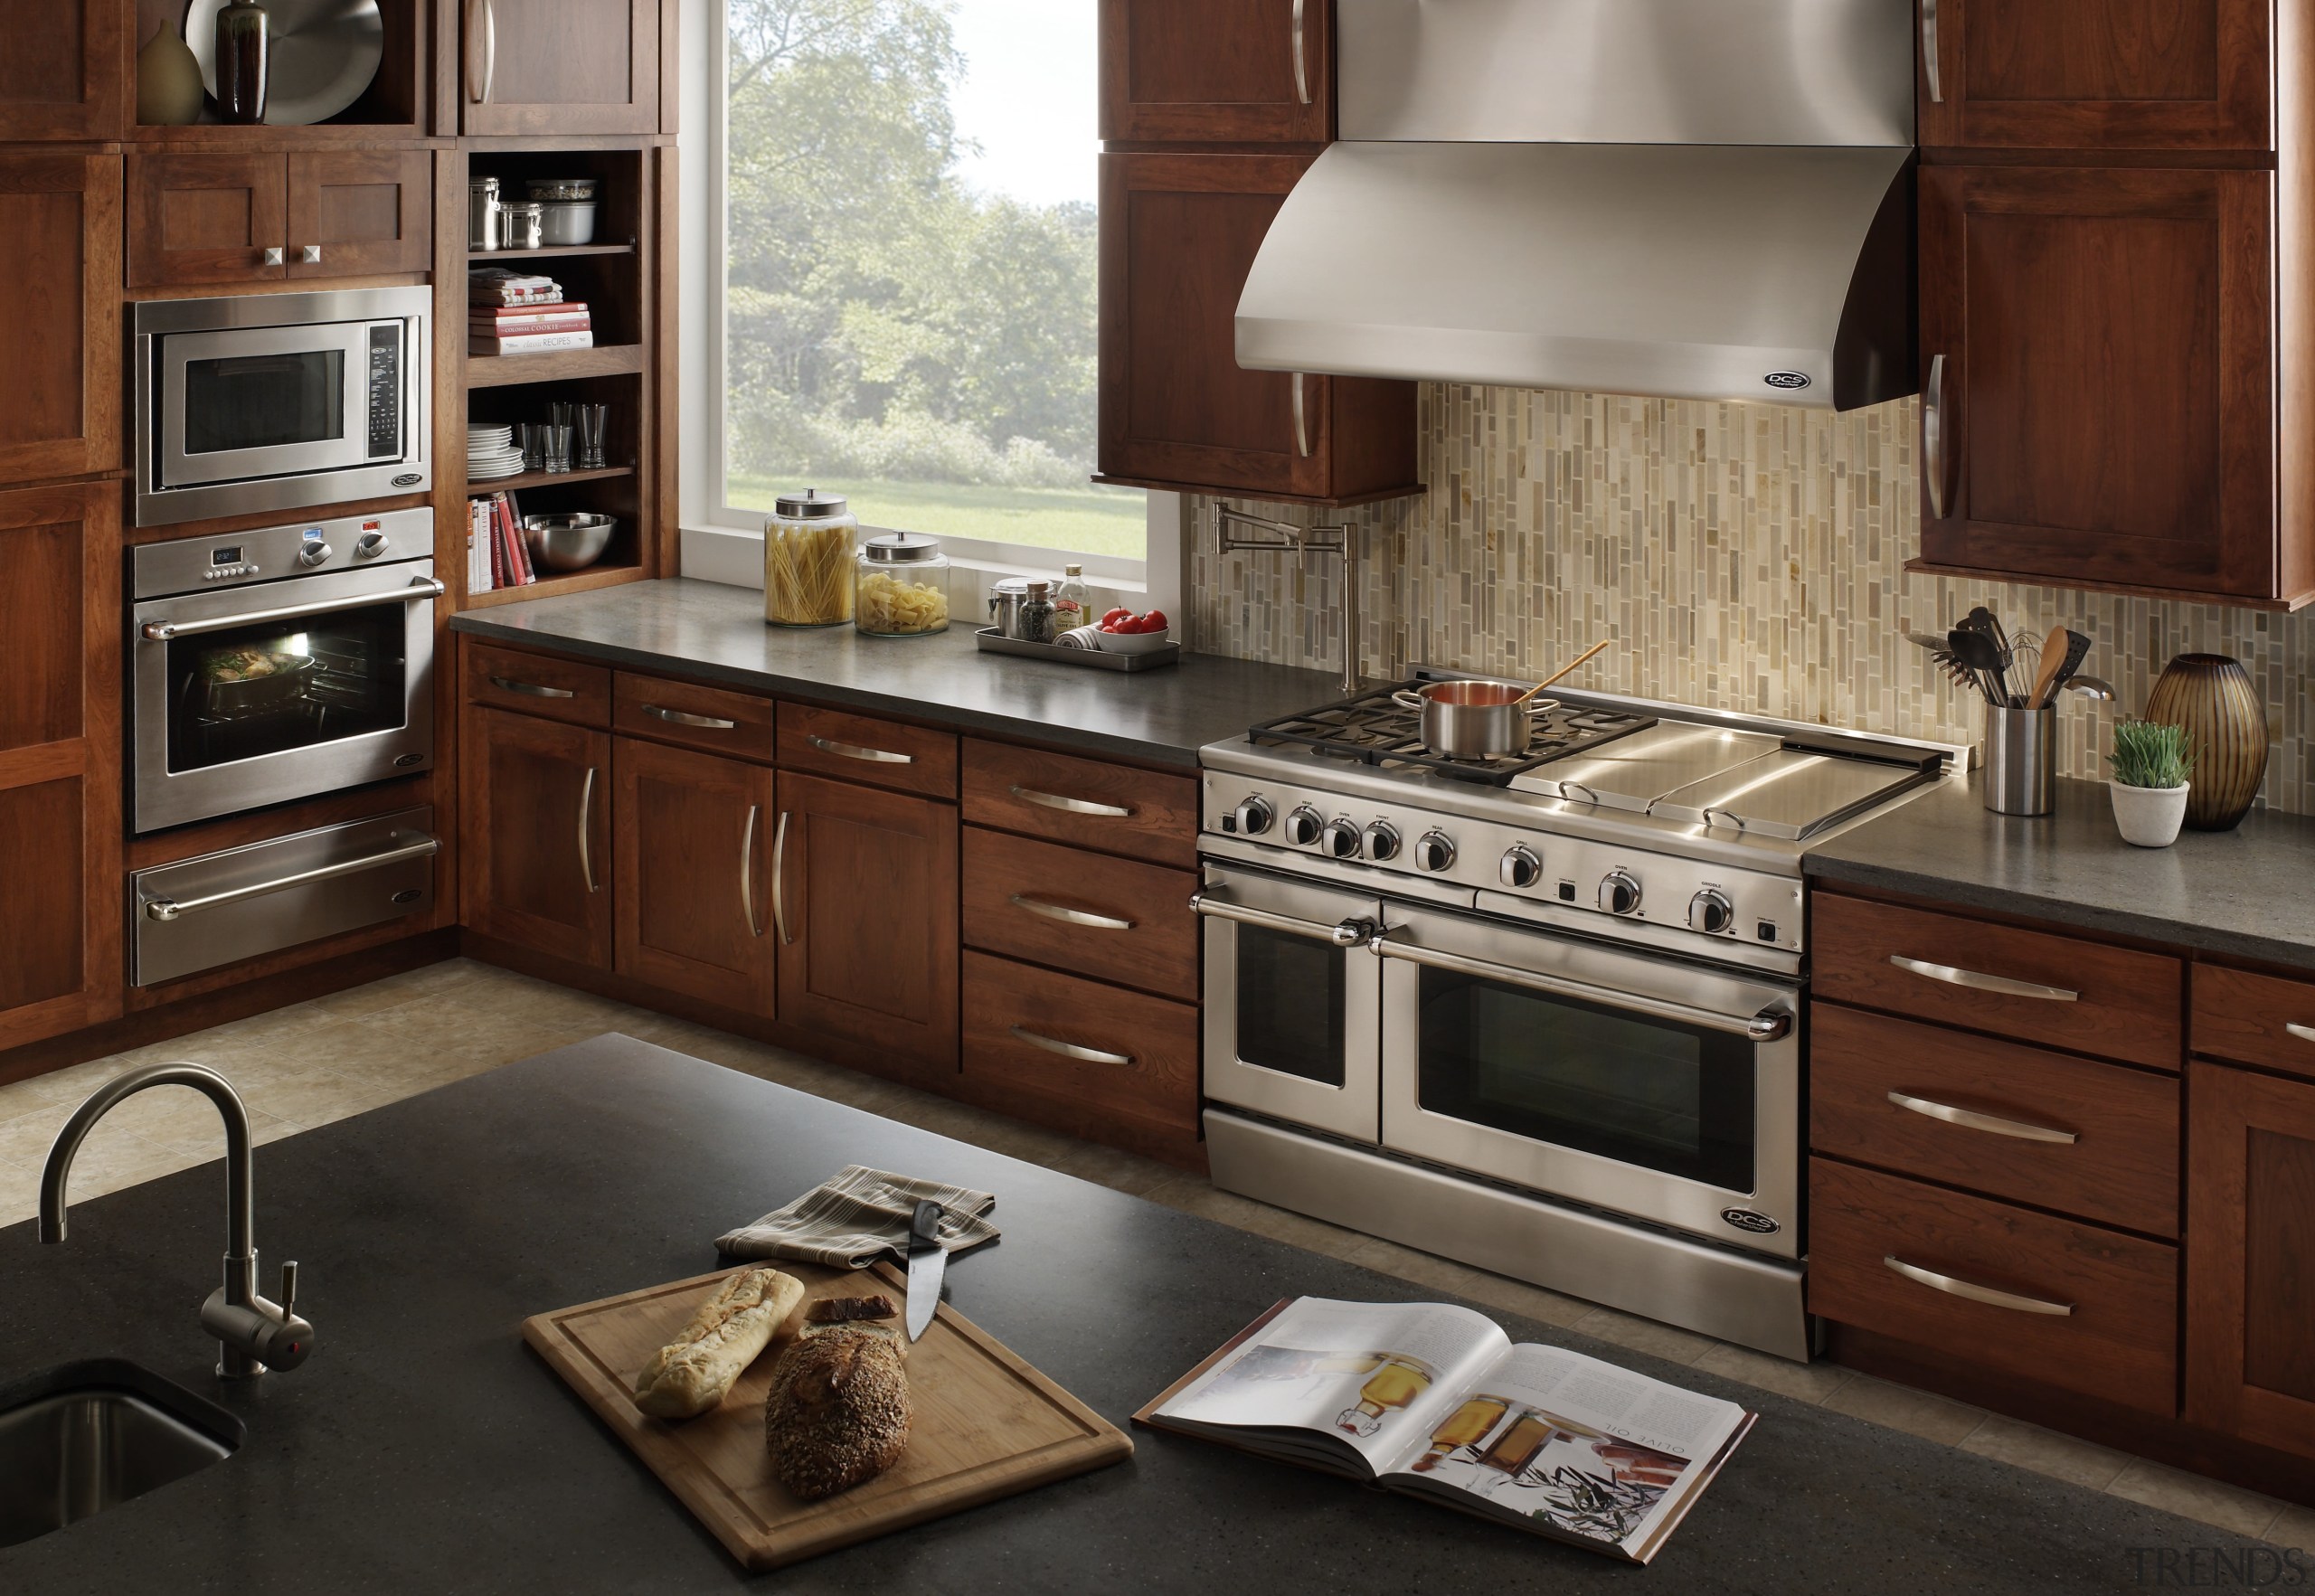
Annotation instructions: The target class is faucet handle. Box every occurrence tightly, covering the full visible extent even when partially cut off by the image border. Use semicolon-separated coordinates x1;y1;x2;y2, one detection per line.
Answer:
279;1261;298;1316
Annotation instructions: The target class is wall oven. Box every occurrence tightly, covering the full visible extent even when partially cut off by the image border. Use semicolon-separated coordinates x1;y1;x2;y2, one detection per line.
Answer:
131;510;440;834
134;288;430;527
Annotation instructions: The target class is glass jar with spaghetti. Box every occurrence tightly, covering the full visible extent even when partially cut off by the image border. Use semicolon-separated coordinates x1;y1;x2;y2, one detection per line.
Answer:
855;534;950;637
764;489;857;627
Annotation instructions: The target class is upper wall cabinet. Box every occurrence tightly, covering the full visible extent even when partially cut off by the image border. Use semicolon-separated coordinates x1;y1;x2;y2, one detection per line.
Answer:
455;0;658;136
1099;0;1330;144
128;151;431;289
1918;0;2271;151
0;155;121;486
0;1;123;141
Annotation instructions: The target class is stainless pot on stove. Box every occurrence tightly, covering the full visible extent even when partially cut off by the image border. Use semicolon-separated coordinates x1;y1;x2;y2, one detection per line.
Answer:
1392;679;1553;760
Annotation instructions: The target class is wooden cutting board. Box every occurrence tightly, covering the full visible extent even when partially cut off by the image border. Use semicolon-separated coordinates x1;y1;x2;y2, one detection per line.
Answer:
523;1261;1132;1571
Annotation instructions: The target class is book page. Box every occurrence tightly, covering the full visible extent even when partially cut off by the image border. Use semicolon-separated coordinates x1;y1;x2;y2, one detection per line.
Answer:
1152;1298;1511;1470
1384;1341;1747;1553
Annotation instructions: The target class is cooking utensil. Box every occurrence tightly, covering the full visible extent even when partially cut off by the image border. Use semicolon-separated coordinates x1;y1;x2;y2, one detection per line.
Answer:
1904;630;1951;652
2062;675;2116;703
1957;608;2016;702
2037;629;2094;704
1945;627;2008;706
1512;639;1613;704
904;1200;945;1343
521;513;614;571
2024;625;2069;709
1390;678;1554;761
187;0;383;126
192;649;316;717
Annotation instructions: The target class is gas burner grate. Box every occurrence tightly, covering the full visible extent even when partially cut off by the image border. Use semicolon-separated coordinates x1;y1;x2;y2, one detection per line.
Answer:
1248;684;1656;784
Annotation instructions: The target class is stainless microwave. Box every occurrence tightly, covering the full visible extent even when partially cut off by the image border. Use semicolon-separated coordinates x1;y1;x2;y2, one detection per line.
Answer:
134;288;431;527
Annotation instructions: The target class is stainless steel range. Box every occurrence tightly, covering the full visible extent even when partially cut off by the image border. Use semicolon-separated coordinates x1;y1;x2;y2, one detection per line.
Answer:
1194;672;1967;1360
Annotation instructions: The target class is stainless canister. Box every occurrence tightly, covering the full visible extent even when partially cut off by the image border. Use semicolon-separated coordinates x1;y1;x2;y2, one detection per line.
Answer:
497;200;544;251
1983;703;2056;817
987;577;1033;638
468;175;501;251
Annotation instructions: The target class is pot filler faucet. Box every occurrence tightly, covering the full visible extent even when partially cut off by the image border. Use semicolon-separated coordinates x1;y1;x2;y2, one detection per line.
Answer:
39;1062;314;1379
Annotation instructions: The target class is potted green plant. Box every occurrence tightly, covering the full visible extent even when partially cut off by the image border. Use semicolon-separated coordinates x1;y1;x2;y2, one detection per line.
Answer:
2107;720;2197;848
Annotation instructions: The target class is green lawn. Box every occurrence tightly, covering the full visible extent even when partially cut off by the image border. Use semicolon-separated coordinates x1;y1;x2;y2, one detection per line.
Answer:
730;477;1145;561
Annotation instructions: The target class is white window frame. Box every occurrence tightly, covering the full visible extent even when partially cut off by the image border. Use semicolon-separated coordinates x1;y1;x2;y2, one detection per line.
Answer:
677;0;1170;600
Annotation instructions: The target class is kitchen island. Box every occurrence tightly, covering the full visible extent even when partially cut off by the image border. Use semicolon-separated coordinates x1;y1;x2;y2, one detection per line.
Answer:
0;1034;2281;1592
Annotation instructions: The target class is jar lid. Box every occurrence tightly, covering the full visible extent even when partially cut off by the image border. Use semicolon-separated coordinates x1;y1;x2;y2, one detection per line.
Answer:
498;200;544;217
1025;581;1051;598
469;175;500;193
527;178;600;200
1063;563;1082;576
773;488;848;519
863;533;942;563
988;577;1031;596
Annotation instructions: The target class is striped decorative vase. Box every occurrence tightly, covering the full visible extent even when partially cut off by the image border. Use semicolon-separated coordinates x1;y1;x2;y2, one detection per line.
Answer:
2143;653;2268;831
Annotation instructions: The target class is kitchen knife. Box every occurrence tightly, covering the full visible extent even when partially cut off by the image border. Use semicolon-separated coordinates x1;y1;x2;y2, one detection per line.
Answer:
904;1199;945;1342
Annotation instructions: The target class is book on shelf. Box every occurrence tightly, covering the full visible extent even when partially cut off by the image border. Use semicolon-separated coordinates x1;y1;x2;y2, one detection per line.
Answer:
468;266;564;307
1136;1297;1755;1565
468;497;493;593
474;490;535;589
470;328;595;356
470;303;591;332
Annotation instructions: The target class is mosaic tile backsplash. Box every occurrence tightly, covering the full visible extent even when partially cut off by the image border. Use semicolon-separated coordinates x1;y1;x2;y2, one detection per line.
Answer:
1186;385;2315;817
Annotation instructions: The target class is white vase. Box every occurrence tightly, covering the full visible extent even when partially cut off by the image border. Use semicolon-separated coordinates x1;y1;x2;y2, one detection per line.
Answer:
2110;781;2190;848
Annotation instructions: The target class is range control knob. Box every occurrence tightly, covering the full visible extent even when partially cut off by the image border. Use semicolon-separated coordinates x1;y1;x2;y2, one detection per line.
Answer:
1598;869;1643;916
1363;820;1402;863
1229;795;1275;836
1688;888;1735;936
1283;805;1325;847
1499;845;1543;890
354;529;390;559
1320;818;1362;859
298;539;332;568
1413;830;1458;873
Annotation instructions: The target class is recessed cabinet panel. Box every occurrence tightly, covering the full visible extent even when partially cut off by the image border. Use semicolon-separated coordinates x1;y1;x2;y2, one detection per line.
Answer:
128;153;289;288
0;155;121;484
459;0;658;135
462;706;612;968
613;736;777;1013
0;0;124;141
1100;0;1329;144
287;151;433;279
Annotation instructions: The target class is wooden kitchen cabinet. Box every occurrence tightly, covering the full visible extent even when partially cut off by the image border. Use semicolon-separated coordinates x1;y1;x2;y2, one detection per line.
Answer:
452;0;659;137
129;151;431;288
1099;0;1330;145
286;150;433;279
774;770;959;1077
0;0;123;141
612;736;776;1014
1097;151;1417;504
2186;1061;2315;1459
460;705;612;969
0;154;120;485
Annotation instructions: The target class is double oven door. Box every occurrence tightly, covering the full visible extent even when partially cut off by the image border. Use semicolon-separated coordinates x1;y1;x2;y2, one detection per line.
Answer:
1197;862;1801;1257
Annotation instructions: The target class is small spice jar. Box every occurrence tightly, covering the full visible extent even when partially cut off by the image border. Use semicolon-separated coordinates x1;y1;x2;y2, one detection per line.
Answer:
497;200;544;251
764;489;857;628
855;534;950;637
1017;581;1056;645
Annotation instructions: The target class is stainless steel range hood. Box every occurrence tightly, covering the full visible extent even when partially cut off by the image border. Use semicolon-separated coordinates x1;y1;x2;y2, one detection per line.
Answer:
1234;0;1919;411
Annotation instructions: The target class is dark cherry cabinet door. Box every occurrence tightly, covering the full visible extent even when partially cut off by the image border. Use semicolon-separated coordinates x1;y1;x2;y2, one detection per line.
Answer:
461;706;612;968
1919;0;2271;150
458;0;658;136
775;770;959;1077
1099;0;1329;144
1917;165;2274;598
127;153;289;289
613;736;776;1015
0;483;121;1051
287;150;434;279
2187;1062;2315;1459
0;155;120;485
0;0;123;140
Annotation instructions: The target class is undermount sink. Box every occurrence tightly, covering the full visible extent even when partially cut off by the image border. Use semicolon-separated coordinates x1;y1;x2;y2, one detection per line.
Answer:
0;1359;243;1549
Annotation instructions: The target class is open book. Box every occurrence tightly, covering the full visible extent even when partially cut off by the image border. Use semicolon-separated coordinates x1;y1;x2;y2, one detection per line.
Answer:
1135;1298;1755;1564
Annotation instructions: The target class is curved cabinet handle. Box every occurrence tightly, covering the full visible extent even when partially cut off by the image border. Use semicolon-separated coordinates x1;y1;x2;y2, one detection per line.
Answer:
467;0;496;103
1884;1256;2073;1317
576;766;599;893
740;805;762;938
1922;0;1943;104
1009;1025;1134;1068
1010;893;1133;932
1886;1091;2078;1145
1888;954;2076;1003
1923;353;1950;520
1292;373;1310;457
2287;1022;2315;1044
1009;784;1130;817
770;810;792;945
490;675;572;699
1291;0;1311;106
644;704;737;731
805;732;912;765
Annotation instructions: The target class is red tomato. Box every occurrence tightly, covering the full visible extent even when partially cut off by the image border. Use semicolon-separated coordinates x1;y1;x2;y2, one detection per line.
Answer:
1143;609;1167;632
1101;607;1132;627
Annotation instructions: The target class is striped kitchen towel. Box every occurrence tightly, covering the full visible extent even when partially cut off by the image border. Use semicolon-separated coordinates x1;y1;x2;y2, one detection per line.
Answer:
715;1165;999;1268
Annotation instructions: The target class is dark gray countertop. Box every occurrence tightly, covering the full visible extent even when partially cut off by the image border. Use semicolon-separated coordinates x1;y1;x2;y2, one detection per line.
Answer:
1;1034;2283;1592
449;578;1343;769
1806;772;2315;971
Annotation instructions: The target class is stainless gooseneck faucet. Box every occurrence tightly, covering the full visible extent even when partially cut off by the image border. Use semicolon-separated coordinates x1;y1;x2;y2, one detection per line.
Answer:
40;1062;315;1379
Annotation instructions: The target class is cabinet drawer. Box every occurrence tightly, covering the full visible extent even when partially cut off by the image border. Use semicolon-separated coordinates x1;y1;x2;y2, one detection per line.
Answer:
780;704;957;798
1810;1003;2179;1237
962;826;1196;1002
962;739;1195;867
613;672;775;763
1811;892;2182;1069
464;641;609;728
962;950;1198;1134
2192;963;2315;1081
1808;1158;2178;1416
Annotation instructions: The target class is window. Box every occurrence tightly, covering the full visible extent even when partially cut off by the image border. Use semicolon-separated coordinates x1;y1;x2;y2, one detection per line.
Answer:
709;0;1142;580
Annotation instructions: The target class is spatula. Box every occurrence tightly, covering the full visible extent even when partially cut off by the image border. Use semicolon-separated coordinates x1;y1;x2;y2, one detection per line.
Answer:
2024;625;2069;709
2036;629;2094;704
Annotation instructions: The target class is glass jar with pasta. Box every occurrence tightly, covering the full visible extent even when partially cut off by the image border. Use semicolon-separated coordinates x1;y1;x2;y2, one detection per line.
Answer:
855;534;951;637
764;489;858;627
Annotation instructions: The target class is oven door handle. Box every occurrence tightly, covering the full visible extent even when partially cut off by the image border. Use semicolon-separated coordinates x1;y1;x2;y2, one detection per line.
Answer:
1188;889;1375;947
143;835;439;921
1367;929;1793;1041
141;576;447;641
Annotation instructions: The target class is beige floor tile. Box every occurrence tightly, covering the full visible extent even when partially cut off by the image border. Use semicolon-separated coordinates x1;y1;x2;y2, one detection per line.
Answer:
1693;1341;1856;1405
0;1157;39;1226
2108;1460;2288;1540
19;1056;137;1105
48;1135;206;1204
0;1101;77;1168
1341;1236;1595;1327
1822;1374;1989;1446
1954;1414;2132;1492
0;1077;56;1122
2269;1506;2315;1553
1044;1141;1180;1198
236;1064;398;1131
71;1084;297;1158
292;957;486;1020
1569;1306;1719;1366
1146;1175;1374;1259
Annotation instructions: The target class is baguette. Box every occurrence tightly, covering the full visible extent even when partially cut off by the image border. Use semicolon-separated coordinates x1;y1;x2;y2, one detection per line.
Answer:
633;1267;805;1420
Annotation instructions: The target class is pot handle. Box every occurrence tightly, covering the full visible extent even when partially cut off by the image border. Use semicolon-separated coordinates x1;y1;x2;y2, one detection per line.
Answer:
1521;696;1562;716
1391;690;1426;711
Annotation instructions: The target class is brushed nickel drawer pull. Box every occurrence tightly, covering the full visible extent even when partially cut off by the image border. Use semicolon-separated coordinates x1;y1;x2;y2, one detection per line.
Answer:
1889;955;2077;1003
576;766;599;894
1291;0;1310;105
1292;372;1310;457
1886;1091;2078;1145
806;732;912;764
771;810;792;945
1923;354;1950;519
2287;1022;2315;1044
740;805;762;938
1922;0;1942;104
1884;1256;2073;1317
1009;784;1131;817
1009;1025;1134;1068
644;704;737;730
1009;893;1133;932
490;675;572;699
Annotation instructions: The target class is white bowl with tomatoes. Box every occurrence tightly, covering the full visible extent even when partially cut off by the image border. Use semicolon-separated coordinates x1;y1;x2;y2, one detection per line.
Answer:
1094;607;1171;654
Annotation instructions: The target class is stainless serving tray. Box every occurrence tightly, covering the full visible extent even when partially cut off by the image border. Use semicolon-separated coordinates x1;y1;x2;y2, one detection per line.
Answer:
972;627;1180;672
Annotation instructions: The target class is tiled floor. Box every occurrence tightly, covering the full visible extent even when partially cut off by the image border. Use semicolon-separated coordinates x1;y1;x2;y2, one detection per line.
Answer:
3;956;2306;1549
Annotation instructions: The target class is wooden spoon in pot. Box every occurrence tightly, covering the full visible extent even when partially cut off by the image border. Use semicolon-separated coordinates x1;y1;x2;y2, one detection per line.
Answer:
1514;639;1614;704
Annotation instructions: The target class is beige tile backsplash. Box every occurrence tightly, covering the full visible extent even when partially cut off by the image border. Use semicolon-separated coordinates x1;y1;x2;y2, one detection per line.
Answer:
1187;384;2315;816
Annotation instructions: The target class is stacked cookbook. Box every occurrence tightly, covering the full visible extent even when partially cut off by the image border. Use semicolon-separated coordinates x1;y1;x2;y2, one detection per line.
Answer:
466;490;537;594
470;268;593;355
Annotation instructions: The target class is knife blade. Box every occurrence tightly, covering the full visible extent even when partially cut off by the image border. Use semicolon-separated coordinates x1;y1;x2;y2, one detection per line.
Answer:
904;1199;945;1342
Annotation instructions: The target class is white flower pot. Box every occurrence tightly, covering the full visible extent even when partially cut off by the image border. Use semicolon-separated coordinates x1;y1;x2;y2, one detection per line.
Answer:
2110;781;2191;848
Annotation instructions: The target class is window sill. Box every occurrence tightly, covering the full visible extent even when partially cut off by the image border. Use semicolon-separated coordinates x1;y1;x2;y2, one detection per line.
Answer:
679;523;1154;600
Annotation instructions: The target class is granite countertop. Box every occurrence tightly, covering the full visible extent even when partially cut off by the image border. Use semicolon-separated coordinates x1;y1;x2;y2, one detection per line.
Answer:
0;1034;2278;1593
1806;771;2315;971
449;578;1343;770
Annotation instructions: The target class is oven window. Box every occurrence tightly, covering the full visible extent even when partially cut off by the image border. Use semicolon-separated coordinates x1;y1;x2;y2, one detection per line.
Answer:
184;350;346;456
1416;968;1756;1192
163;601;409;776
1235;925;1348;1086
